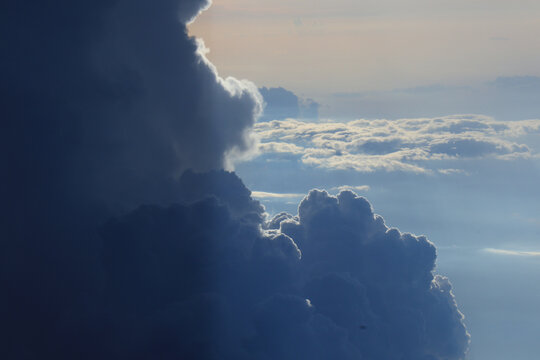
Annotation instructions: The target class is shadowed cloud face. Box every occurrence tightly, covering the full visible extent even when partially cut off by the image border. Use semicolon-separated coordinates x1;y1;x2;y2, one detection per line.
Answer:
1;1;469;359
4;171;468;359
2;0;261;357
277;190;469;359
2;0;262;214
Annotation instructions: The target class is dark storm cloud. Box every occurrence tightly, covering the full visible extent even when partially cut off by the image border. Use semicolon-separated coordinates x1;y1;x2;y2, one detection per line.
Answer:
2;0;261;213
1;0;261;357
3;169;468;359
45;173;302;359
1;1;469;359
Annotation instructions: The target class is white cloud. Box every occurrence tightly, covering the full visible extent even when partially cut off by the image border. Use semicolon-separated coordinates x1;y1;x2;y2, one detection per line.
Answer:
251;191;305;199
438;168;468;175
482;248;540;257
253;115;540;173
331;185;370;192
258;141;305;154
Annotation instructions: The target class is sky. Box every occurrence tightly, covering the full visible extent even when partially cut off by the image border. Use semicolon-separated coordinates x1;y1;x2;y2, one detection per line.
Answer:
190;1;540;359
191;0;540;121
189;0;540;92
1;1;538;359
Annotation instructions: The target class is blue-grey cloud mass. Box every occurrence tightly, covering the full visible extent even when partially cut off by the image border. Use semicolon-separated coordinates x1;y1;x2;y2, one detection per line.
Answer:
259;86;319;121
1;0;469;359
6;169;468;359
2;0;262;212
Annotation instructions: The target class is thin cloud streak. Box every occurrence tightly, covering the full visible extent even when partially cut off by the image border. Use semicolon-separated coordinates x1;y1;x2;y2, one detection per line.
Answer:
251;191;305;198
331;185;370;192
483;248;540;257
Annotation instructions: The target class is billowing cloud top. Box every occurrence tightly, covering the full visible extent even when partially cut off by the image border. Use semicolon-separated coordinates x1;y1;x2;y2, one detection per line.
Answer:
275;189;470;359
2;0;262;355
2;0;262;213
3;169;470;359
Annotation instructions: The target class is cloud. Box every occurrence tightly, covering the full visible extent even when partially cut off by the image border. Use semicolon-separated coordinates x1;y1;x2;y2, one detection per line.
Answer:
2;1;469;359
254;115;540;173
438;168;468;175
259;86;319;121
1;0;262;357
2;0;262;213
272;189;470;359
251;191;306;199
331;185;370;192
70;173;303;359
2;166;470;358
258;141;305;154
482;248;540;257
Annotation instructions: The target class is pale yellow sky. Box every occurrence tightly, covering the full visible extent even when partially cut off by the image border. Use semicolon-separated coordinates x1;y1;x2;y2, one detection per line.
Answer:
189;0;540;96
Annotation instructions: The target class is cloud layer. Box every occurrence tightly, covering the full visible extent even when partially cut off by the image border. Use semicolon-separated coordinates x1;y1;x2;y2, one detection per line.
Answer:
255;115;540;173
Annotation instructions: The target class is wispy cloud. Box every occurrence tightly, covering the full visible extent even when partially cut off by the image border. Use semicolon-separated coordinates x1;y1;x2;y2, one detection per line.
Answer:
437;168;468;175
482;248;540;257
251;191;305;199
331;185;370;192
253;115;540;173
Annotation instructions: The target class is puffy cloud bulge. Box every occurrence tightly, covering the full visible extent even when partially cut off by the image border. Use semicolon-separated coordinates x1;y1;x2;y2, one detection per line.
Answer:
1;1;468;359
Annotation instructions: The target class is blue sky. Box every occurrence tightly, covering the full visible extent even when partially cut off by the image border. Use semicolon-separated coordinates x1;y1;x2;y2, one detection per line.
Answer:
190;0;540;93
191;1;540;359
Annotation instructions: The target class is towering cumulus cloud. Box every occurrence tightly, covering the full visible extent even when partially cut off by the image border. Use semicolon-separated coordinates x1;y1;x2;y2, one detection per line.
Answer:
2;0;261;213
274;190;470;359
1;1;468;359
